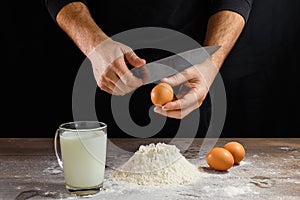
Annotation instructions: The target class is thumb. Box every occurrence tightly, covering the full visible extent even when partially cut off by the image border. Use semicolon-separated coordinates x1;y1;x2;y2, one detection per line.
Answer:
125;51;146;67
161;70;190;87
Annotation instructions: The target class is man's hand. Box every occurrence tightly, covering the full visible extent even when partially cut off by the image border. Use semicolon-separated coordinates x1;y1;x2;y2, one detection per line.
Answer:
56;2;146;95
88;39;146;95
153;60;215;119
154;10;246;119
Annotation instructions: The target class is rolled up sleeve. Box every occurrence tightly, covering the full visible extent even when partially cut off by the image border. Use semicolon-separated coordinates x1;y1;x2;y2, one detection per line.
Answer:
45;0;87;21
210;0;254;22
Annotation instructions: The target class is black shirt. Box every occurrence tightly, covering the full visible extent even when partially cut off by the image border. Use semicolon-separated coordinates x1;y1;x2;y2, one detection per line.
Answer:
46;0;253;36
45;0;255;79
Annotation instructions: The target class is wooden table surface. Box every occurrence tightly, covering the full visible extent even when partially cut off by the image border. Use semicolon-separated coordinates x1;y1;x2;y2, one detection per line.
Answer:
0;138;299;200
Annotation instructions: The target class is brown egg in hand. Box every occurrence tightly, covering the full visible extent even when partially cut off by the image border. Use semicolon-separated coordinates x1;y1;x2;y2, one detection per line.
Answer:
150;83;174;106
224;141;246;164
206;147;234;171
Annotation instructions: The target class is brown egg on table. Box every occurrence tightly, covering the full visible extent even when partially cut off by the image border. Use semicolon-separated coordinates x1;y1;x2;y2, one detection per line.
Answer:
150;83;174;106
224;141;246;164
206;147;234;171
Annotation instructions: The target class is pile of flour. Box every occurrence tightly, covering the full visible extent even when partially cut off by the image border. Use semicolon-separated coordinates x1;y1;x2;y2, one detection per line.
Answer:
110;143;200;186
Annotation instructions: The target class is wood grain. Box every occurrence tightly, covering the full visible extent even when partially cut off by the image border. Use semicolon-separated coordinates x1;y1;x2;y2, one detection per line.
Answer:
0;138;299;199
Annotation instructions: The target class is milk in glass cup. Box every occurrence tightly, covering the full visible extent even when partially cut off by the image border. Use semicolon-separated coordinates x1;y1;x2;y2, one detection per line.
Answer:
54;121;107;196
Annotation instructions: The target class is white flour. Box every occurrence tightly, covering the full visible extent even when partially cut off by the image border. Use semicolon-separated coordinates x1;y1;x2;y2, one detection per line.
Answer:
110;143;200;186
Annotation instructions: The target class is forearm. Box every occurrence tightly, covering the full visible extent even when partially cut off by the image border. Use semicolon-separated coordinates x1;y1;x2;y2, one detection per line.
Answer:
56;2;108;56
204;10;245;70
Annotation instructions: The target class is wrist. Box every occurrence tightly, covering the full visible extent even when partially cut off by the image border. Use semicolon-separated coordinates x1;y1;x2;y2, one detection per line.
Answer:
56;2;110;56
195;58;219;89
86;32;110;56
209;50;225;70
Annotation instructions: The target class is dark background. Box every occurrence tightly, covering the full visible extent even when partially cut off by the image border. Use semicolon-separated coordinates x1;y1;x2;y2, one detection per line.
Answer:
3;1;300;138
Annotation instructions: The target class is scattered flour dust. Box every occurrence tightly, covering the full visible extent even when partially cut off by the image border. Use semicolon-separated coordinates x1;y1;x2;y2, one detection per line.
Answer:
110;143;200;186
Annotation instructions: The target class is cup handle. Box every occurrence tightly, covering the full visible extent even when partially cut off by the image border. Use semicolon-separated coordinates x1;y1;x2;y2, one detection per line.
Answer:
54;129;63;168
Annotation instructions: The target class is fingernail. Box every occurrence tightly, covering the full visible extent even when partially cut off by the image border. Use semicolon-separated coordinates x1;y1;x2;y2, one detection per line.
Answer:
160;78;168;83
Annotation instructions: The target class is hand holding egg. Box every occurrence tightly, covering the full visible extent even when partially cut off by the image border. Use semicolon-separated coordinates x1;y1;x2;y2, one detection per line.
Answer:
150;83;174;106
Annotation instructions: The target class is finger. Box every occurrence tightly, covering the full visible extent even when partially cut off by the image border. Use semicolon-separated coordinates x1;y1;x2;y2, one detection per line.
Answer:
175;84;190;99
114;79;136;95
114;58;143;88
98;82;113;94
104;71;134;95
161;69;192;87
162;90;199;111
108;83;125;96
154;106;191;119
140;65;150;83
154;106;168;116
100;67;125;94
109;77;131;96
111;83;126;96
102;62;138;94
103;69;119;85
98;76;125;95
125;51;146;67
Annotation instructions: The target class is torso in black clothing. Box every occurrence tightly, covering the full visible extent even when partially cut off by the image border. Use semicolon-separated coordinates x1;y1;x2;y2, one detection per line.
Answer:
83;0;262;79
86;0;210;44
46;0;262;79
